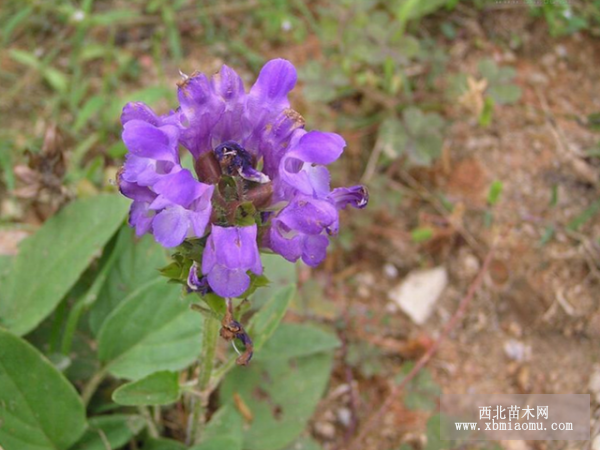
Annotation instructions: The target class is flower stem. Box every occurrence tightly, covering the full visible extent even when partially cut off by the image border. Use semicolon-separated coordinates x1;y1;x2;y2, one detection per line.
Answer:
188;312;220;444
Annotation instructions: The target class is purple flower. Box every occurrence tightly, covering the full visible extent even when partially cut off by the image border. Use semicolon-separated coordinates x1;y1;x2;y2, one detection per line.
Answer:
119;167;213;248
328;186;369;210
278;131;345;199
118;58;368;298
268;196;338;267
149;170;214;248
202;225;262;298
187;262;210;295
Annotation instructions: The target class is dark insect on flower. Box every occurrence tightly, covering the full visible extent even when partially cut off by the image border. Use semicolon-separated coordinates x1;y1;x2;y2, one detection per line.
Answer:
214;141;269;184
220;300;253;365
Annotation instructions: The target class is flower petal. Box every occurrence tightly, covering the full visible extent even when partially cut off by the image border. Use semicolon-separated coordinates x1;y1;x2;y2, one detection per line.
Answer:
301;234;329;267
291;131;345;165
122;120;180;162
211;65;245;102
328;185;369;210
119;179;157;203
177;73;225;158
279;131;345;197
206;265;250;298
189;205;212;237
277;196;338;235
202;228;217;274
210;225;260;271
269;223;302;263
152;206;190;248
261;109;306;178
152;169;209;208
121;102;161;126
248;59;297;108
129;201;155;237
202;225;262;297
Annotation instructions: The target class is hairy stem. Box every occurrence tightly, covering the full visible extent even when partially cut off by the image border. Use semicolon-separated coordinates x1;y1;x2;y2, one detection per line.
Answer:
187;313;220;444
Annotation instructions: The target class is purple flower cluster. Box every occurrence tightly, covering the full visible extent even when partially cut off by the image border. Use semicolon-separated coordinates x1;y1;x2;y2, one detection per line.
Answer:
118;59;367;298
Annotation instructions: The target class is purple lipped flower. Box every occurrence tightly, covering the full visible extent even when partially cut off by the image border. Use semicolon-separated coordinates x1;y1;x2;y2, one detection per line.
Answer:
121;111;183;187
278;131;345;200
118;179;157;237
149;170;214;248
201;225;263;298
268;196;339;267
328;186;369;210
187;262;211;295
118;58;368;298
118;132;214;248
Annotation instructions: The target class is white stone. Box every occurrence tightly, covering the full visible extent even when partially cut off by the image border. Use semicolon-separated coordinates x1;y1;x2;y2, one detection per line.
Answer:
503;339;531;362
336;407;352;427
384;263;399;279
388;266;448;325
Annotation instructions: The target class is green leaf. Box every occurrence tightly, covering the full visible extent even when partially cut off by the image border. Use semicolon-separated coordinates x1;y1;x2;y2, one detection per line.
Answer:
586;112;600;132
2;6;33;45
43;67;69;94
398;0;448;21
538;225;555;247
143;438;187;450
395;365;441;412
220;350;335;450
488;84;522;105
487;180;503;205
479;96;494;127
9;49;39;68
98;280;203;380
254;323;340;362
190;405;243;450
496;66;517;83
410;226;434;243
0;329;86;450
413;133;443;165
477;58;499;81
378;116;409;159
248;285;296;353
70;415;145;450
0;194;128;336
0;254;12;283
403;106;427;135
251;253;297;307
74;96;106;132
398;107;445;166
567;199;600;231
112;371;180;406
89;226;167;336
424;413;445;450
234;202;257;227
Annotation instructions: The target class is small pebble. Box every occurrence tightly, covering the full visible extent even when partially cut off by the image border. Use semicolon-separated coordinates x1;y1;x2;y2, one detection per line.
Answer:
336;408;352;427
313;421;336;440
383;263;398;279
